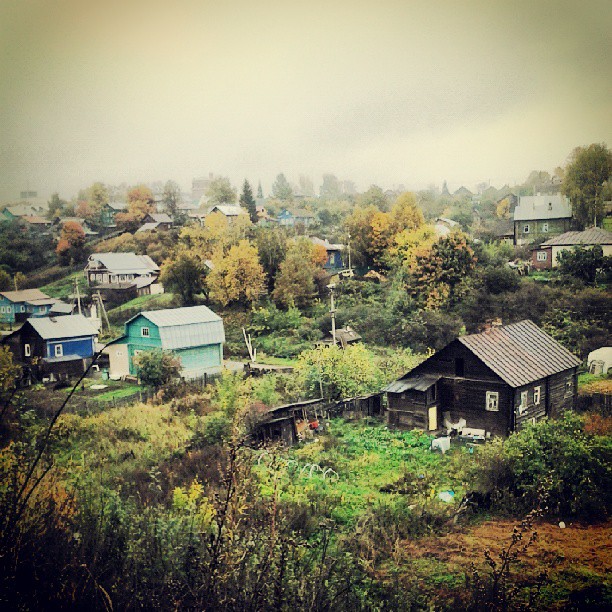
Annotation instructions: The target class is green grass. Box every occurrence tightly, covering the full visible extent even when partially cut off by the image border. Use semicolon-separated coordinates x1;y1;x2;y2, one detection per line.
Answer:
41;270;88;299
256;355;299;366
94;385;141;402
256;419;466;524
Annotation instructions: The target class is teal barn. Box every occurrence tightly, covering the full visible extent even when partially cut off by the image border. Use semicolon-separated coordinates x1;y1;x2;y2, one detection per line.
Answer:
106;305;225;380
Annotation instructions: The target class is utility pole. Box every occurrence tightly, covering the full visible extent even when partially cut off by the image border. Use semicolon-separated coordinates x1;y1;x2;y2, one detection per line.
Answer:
347;231;352;273
74;278;82;315
328;283;337;346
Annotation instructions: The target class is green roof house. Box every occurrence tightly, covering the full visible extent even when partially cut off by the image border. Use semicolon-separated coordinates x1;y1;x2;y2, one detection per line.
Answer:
106;305;225;380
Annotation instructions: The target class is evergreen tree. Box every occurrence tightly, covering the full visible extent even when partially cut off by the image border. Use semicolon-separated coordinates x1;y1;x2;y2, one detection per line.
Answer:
257;181;263;199
240;179;258;223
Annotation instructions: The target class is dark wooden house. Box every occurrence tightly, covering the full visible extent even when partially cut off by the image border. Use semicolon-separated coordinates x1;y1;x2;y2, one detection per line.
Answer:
2;314;98;383
385;320;581;438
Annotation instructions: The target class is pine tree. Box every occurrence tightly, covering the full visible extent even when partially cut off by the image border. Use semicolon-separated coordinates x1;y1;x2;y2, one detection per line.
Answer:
240;179;258;224
257;181;263;199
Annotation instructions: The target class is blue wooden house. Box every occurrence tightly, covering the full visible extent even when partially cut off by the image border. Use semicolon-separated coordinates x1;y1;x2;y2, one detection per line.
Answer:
3;314;98;382
106;305;225;380
0;289;62;324
277;209;316;228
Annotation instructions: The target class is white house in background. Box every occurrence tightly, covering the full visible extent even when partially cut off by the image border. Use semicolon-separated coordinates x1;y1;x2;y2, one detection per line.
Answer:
531;227;612;269
85;252;163;297
587;347;612;376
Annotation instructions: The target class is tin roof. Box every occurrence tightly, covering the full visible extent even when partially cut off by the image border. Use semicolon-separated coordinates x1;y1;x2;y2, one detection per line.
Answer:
148;213;173;223
209;205;246;217
136;222;160;233
130;305;225;350
0;288;50;303
458;320;581;387
27;314;98;340
385;374;442;393
540;227;612;247
513;195;571;221
87;252;160;274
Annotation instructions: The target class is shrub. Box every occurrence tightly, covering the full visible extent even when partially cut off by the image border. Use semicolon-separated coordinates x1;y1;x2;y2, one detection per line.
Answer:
467;413;612;520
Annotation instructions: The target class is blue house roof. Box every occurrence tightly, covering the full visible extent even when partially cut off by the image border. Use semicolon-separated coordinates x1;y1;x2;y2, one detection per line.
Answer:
126;305;225;350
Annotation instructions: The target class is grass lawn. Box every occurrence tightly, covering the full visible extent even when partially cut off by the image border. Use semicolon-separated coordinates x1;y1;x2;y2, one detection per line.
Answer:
579;372;612;395
256;419;466;524
41;270;88;299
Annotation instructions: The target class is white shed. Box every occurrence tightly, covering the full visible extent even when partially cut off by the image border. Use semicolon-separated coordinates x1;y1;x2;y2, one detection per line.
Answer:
587;347;612;376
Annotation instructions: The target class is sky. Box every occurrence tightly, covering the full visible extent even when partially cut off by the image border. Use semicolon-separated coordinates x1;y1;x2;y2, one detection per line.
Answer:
0;0;610;201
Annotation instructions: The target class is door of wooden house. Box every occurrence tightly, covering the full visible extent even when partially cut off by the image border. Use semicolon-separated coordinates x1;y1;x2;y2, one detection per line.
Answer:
428;405;437;431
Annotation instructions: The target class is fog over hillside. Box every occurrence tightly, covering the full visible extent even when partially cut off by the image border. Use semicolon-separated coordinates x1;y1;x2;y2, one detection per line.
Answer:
1;0;610;199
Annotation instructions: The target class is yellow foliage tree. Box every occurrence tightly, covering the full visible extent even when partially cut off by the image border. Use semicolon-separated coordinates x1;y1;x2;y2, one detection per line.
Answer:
390;192;424;234
496;197;510;219
207;239;265;307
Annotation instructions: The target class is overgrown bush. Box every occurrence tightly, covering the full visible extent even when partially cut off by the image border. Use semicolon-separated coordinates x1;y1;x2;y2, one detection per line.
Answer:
466;413;612;520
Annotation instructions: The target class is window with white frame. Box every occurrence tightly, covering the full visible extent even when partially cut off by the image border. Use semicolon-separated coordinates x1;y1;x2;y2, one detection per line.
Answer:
141;327;150;337
523;224;530;233
54;344;63;357
534;386;541;405
565;379;573;396
536;251;547;261
542;222;549;232
518;390;528;414
486;391;499;411
20;305;25;312
24;344;31;357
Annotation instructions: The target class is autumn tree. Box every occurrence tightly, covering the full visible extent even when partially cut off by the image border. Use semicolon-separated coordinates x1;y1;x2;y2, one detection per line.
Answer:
390;192;424;234
206;177;237;205
255;227;287;292
207;240;265;307
356;185;388;211
13;272;26;290
562;143;612;228
0;270;11;291
272;173;293;201
344;205;379;268
496;197;511;219
162;180;182;217
409;232;477;309
116;185;156;231
56;221;87;265
272;238;321;309
160;251;207;305
296;344;385;400
240;179;258;223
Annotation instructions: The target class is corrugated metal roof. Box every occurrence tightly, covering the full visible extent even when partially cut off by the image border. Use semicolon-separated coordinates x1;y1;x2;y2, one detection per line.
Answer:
209;205;246;217
540;227;612;247
0;288;50;303
136;222;160;233
459;320;581;387
513;195;571;221
149;213;173;223
385;374;441;393
87;252;160;274
135;305;225;350
28;314;98;340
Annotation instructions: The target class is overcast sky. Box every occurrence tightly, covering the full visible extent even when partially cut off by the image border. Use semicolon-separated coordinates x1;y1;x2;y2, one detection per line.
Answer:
1;0;610;200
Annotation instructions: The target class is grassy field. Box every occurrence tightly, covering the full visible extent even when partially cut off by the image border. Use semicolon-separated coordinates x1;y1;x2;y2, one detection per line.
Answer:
41;270;88;299
257;419;464;524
